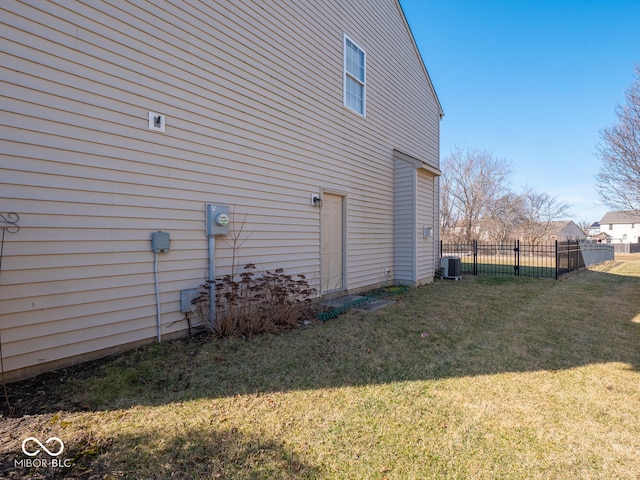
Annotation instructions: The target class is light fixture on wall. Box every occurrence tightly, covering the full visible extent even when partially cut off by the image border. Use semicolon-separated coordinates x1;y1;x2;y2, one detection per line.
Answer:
311;194;322;207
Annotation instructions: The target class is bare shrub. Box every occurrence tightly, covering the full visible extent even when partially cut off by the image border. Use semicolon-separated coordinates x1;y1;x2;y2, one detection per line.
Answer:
193;264;316;338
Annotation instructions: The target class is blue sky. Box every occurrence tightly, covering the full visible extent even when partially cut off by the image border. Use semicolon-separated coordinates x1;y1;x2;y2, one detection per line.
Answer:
399;0;640;224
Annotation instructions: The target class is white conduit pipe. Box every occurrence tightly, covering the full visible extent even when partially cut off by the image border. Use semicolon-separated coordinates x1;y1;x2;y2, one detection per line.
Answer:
208;236;216;327
154;252;161;343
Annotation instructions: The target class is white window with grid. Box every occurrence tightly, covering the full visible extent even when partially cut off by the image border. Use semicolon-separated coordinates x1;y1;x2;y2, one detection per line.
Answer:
344;34;366;116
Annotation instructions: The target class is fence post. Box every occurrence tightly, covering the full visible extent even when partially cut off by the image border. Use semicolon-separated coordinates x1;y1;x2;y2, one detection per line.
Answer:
515;240;520;276
555;240;558;280
473;240;478;275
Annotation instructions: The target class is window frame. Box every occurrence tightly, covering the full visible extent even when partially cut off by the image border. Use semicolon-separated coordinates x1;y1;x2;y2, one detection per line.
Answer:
343;33;366;116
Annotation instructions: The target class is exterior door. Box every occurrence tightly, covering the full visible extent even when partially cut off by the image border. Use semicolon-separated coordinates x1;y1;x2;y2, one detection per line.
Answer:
321;193;344;293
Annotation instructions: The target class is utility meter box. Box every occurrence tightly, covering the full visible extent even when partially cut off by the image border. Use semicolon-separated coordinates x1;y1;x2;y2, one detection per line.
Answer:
180;288;201;313
151;231;170;253
206;204;230;236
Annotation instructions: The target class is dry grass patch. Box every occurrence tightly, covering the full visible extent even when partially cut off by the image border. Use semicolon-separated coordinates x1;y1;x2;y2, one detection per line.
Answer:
2;259;640;478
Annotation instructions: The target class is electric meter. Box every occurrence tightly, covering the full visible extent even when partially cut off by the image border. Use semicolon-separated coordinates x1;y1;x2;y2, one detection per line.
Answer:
215;213;230;226
206;204;230;236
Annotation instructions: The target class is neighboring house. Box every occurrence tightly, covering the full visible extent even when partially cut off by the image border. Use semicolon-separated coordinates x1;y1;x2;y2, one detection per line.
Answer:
543;221;587;241
591;231;612;243
588;222;601;236
1;0;443;380
504;220;586;243
599;211;640;243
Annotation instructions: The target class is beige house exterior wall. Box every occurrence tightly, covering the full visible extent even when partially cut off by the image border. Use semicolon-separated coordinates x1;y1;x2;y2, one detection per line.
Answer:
416;169;438;284
392;150;439;287
0;0;442;380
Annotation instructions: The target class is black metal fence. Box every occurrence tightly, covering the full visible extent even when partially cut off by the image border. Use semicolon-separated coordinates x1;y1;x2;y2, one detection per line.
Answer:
441;240;614;279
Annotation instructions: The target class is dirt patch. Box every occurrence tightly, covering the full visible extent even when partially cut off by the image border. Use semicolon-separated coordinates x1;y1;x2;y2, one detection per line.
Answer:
0;411;110;479
1;332;214;418
1;359;109;418
0;358;117;479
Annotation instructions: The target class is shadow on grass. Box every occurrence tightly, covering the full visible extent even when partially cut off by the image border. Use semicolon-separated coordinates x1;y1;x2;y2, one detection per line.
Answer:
3;268;640;417
2;424;319;480
97;427;319;480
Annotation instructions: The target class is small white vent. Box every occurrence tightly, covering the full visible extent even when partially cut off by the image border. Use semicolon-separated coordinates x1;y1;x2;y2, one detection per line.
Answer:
148;112;166;132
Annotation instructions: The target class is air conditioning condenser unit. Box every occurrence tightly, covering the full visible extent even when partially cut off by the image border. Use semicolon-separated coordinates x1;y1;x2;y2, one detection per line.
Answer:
439;256;462;280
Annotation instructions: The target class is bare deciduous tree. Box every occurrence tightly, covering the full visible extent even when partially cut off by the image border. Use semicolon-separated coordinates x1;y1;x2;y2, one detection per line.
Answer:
440;146;512;242
484;192;525;244
519;189;570;246
596;65;640;210
438;171;456;241
577;220;592;234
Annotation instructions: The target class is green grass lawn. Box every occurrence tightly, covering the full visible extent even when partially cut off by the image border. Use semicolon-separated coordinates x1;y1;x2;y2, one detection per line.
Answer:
460;255;557;278
2;258;640;479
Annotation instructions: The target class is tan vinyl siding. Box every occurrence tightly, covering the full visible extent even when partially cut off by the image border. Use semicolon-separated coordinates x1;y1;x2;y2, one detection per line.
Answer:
416;169;437;284
1;0;440;378
393;152;439;286
393;156;417;285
